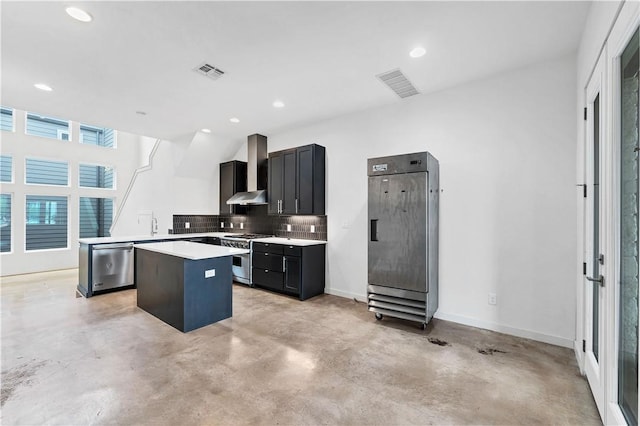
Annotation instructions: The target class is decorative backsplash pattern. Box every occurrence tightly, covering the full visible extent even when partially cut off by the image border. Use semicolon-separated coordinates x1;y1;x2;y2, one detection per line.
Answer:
172;215;218;234
172;213;327;241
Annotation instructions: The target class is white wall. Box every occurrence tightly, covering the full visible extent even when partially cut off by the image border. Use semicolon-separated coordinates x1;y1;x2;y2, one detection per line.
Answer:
110;131;244;236
263;55;578;347
0;109;144;276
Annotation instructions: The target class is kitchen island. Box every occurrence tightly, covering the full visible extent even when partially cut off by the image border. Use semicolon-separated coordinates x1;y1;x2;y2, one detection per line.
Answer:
134;241;248;332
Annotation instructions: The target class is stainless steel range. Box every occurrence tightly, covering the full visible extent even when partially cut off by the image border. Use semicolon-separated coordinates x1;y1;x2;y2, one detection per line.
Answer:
220;234;273;285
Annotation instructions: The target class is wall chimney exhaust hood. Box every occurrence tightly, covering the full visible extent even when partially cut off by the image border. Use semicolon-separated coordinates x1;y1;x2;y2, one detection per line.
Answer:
226;134;268;205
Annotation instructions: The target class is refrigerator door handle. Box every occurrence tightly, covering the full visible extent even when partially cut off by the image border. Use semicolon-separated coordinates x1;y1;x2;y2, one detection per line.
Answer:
370;219;379;241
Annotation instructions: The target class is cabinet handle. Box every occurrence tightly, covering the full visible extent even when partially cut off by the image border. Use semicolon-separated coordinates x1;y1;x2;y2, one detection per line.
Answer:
295;198;298;214
229;204;232;214
280;199;283;214
370;219;378;241
283;256;286;272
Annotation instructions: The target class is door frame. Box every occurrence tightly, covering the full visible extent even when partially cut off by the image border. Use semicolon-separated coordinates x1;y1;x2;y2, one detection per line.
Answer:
605;3;640;424
578;2;640;424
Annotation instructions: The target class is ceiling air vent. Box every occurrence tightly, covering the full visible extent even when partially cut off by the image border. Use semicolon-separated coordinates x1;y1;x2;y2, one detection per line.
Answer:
193;62;225;80
376;69;419;99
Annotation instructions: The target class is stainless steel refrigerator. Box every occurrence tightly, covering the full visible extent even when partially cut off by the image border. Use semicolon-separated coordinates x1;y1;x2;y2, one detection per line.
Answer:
367;152;439;329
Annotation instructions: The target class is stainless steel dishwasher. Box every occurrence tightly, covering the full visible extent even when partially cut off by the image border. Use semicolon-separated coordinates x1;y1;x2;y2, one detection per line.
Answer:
92;243;134;291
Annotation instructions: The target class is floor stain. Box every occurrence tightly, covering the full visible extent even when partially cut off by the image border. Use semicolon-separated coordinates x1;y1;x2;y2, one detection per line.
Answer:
1;360;47;406
477;347;507;355
428;337;450;346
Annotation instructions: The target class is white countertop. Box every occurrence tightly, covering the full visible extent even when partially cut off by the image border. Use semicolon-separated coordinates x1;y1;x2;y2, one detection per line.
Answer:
252;237;327;246
79;232;228;245
134;241;249;260
80;233;326;247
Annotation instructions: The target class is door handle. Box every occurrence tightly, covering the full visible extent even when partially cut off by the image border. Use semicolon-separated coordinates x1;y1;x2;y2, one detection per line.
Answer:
370;219;378;241
586;275;604;287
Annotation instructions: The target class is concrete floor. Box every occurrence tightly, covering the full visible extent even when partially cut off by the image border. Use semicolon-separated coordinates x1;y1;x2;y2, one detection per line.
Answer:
1;269;600;425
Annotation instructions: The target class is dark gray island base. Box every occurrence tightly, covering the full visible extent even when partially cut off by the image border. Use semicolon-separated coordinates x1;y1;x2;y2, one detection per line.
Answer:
135;242;247;332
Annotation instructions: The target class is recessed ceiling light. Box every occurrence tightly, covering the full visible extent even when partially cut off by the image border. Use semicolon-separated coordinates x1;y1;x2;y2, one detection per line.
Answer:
409;47;426;58
229;117;240;123
201;128;212;133
66;7;92;22
273;100;285;108
34;83;53;92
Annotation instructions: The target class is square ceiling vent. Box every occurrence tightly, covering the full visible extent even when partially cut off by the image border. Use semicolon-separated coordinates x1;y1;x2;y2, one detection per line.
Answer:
376;69;419;99
193;62;225;80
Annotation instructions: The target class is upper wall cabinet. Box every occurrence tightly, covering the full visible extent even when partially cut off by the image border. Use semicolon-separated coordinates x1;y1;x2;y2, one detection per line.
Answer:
219;160;247;215
268;144;325;215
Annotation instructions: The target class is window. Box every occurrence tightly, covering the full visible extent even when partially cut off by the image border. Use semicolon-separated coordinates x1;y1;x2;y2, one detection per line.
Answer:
26;158;68;186
0;155;12;183
1;107;13;132
80;124;115;148
0;194;11;253
79;197;113;238
25;195;68;250
79;164;114;189
26;112;70;141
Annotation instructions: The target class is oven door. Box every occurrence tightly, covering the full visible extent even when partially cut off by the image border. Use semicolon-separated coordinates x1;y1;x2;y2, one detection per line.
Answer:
231;253;251;285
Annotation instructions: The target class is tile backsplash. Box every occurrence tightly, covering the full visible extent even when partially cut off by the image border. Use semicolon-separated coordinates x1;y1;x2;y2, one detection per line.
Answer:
172;213;327;241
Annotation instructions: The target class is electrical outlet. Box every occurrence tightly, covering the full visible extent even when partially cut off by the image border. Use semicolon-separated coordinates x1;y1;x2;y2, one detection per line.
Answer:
230;223;234;229
240;223;244;229
310;225;315;233
185;222;190;229
488;293;497;305
220;222;224;228
204;269;215;278
286;224;292;232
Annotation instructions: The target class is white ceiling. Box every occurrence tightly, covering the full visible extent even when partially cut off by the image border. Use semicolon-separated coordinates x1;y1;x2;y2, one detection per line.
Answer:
1;1;590;143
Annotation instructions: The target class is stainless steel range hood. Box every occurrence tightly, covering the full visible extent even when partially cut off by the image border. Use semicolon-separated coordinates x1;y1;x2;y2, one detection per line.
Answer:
226;134;268;205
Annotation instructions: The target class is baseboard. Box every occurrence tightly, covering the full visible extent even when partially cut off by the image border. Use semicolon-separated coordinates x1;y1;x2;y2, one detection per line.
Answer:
434;311;574;348
325;288;367;302
573;340;585;374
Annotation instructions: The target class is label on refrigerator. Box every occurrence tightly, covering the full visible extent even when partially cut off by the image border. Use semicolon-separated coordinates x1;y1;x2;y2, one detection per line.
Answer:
372;164;388;172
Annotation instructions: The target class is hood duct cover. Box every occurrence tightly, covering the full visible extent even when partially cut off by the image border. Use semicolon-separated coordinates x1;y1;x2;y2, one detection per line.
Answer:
226;189;267;205
227;134;268;205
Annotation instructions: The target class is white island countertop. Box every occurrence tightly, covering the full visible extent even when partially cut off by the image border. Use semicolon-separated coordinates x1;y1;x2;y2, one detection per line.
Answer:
79;232;228;245
134;241;249;260
252;237;327;246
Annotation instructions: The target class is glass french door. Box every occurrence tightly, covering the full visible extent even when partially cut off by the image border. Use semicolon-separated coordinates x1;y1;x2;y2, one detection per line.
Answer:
584;50;607;416
618;27;639;426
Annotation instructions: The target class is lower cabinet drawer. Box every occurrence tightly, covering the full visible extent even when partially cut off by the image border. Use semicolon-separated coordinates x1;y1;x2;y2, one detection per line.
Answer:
252;252;284;271
252;268;283;291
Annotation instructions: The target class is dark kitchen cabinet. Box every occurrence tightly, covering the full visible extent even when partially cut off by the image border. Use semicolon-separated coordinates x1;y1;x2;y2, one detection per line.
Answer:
220;160;247;215
268;144;325;215
251;242;325;300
